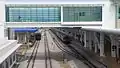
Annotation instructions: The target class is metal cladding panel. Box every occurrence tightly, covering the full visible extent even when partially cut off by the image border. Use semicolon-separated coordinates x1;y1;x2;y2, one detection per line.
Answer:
13;28;38;32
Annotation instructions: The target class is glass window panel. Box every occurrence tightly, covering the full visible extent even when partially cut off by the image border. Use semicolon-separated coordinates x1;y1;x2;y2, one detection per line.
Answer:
6;7;61;22
63;7;102;22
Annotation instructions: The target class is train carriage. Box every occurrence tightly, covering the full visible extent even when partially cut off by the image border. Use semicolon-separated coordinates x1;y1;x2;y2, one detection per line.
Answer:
35;33;41;40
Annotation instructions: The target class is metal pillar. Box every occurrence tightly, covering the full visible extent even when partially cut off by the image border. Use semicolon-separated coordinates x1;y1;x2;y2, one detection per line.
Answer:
100;32;105;56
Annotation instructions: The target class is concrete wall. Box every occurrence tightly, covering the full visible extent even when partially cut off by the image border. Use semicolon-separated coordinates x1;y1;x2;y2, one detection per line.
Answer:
0;0;5;38
102;1;116;29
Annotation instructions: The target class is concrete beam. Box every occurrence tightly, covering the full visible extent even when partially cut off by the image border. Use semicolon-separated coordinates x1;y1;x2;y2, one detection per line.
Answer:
6;22;102;28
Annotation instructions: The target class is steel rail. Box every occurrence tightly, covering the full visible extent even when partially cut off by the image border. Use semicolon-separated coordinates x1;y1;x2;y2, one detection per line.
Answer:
44;31;53;68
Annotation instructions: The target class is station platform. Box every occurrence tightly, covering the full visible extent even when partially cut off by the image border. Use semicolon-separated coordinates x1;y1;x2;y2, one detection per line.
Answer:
71;38;120;68
0;38;21;68
0;39;20;63
49;30;92;68
100;56;120;68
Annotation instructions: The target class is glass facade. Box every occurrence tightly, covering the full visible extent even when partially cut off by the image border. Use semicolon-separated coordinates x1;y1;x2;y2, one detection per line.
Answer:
63;7;102;22
6;6;61;22
6;5;103;22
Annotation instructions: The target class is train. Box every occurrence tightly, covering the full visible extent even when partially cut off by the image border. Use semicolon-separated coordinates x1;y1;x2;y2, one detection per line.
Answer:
53;30;71;44
62;35;71;44
29;32;41;47
35;32;41;40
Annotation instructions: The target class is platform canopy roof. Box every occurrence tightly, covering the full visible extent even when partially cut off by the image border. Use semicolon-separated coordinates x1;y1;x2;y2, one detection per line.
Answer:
13;28;38;32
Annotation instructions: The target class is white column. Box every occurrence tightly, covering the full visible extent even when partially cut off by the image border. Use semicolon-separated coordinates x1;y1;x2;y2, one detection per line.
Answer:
102;2;116;28
0;0;5;38
61;6;63;23
100;32;105;56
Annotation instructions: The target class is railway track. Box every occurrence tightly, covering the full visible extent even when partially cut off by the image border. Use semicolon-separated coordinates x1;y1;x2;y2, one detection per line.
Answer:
49;29;107;68
49;30;93;67
44;31;53;68
26;41;40;68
